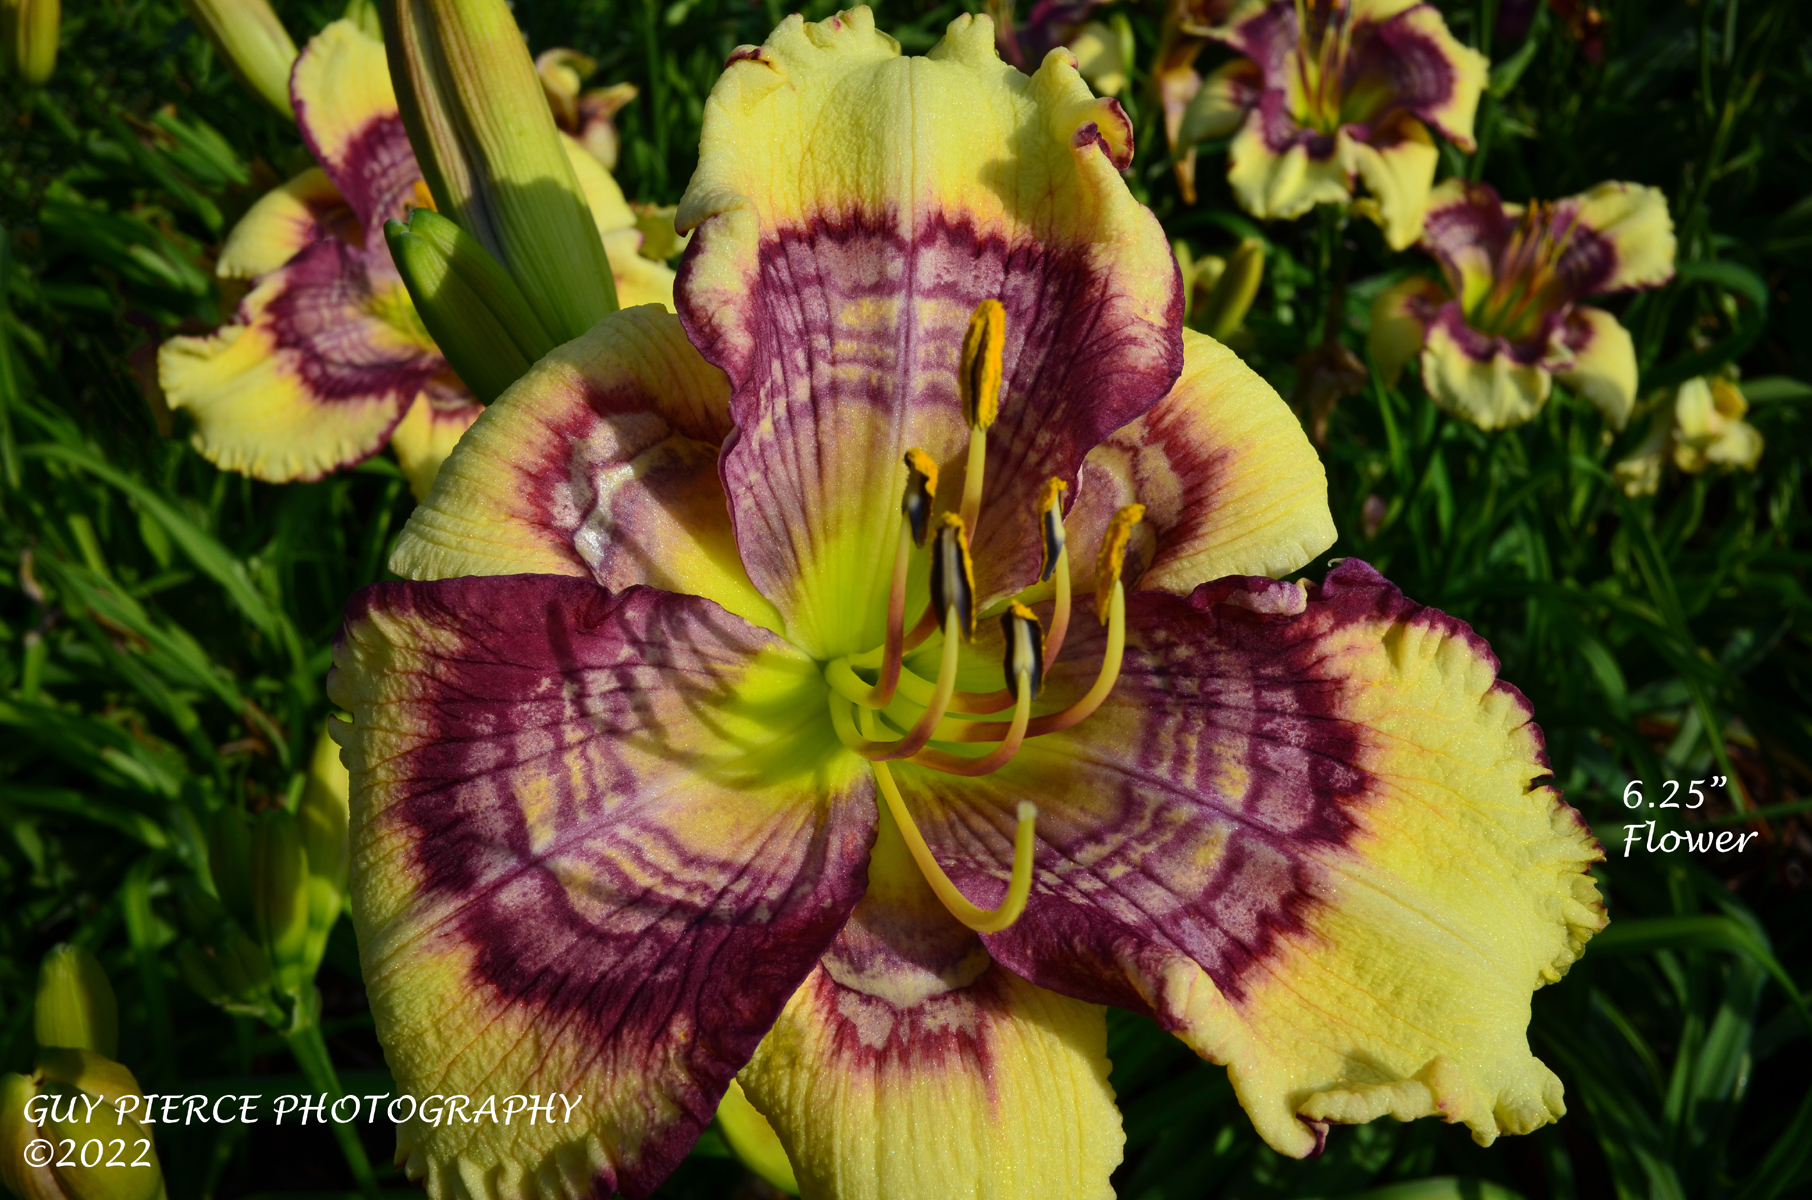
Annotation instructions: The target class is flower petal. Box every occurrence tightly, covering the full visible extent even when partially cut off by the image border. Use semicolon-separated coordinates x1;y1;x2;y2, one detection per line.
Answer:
1551;306;1637;429
1065;329;1334;596
1367;273;1443;384
1227;99;1352;221
158;246;432;482
675;7;1183;657
217;167;354;281
739;808;1121;1200
1556;181;1676;296
1347;115;1439;251
389;306;783;632
1419;303;1550;429
897;562;1604;1157
1418;178;1510;307
328;575;874;1200
1344;0;1487;148
388;384;483;501
1179;57;1263;145
292;20;416;236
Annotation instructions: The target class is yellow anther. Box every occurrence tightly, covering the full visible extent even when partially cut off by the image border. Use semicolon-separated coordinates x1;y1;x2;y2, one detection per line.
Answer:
901;448;940;547
928;512;977;641
959;299;1006;431
1095;503;1145;622
1001;602;1044;702
411;179;438;213
1037;477;1068;583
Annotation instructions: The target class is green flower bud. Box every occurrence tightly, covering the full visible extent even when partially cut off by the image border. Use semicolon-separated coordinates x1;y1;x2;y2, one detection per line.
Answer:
1197;237;1266;343
385;208;556;403
383;0;618;343
297;727;352;977
176;884;275;1009
2;0;58;85
180;0;298;117
207;807;257;932
253;809;312;991
3;1053;163;1200
33;945;118;1058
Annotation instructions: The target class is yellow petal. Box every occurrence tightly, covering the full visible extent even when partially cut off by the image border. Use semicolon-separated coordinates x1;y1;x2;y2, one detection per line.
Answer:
388;389;482;501
1348;117;1439;251
1368;274;1444;384
1226;113;1352;221
717;1080;800;1195
1568;181;1676;293
218;167;349;280
1069;329;1334;594
1552;306;1638;429
1420;315;1550;429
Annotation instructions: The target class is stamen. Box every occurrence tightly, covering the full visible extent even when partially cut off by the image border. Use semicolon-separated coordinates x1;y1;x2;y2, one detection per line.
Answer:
958;299;1004;531
872;759;1037;934
907;603;1041;776
1095;503;1145;623
901;448;939;547
828;609;964;761
1038;477;1072;668
859;448;939;708
927;513;977;642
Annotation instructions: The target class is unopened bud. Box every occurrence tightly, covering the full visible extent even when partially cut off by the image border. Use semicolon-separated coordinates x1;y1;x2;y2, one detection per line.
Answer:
385;208;556;403
3;0;59;85
33;945;118;1057
383;0;619;342
24;1051;163;1200
297;728;350;979
715;1080;799;1196
208;807;257;932
253;809;312;990
1197;237;1265;342
180;0;298;117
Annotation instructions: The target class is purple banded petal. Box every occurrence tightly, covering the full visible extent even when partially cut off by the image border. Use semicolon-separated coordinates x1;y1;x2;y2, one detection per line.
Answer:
217;167;356;281
1551;305;1638;430
328;575;874;1199
1347;114;1438;251
388;384;482;501
1065;329;1334;596
1225;96;1351;220
1366;272;1444;384
1341;0;1486;148
291;20;420;240
1419;178;1512;308
676;7;1183;656
739;813;1122;1199
1418;299;1554;429
389;306;783;631
1552;181;1677;297
893;561;1604;1156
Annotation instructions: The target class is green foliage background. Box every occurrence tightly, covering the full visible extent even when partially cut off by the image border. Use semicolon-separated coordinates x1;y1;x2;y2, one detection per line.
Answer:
1;0;1809;1197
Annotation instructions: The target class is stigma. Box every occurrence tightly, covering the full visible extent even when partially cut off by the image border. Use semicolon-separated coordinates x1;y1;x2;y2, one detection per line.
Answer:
821;299;1144;934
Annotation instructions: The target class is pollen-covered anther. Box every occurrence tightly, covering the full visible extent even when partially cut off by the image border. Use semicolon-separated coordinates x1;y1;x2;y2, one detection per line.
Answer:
901;447;939;547
927;512;977;642
1095;503;1146;622
958;299;1005;531
1002;602;1045;702
1037;476;1073;669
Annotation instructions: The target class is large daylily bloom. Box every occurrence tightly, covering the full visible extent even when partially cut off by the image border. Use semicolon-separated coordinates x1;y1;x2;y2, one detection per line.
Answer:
327;10;1604;1198
157;20;676;499
1184;0;1487;248
1371;178;1676;430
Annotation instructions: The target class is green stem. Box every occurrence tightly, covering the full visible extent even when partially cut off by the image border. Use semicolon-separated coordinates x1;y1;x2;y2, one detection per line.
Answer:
285;1009;382;1200
121;861;179;1084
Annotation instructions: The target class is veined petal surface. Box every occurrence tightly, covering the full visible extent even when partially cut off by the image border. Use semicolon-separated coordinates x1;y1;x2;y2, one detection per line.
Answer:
292;20;417;238
741;809;1121;1200
1066;329;1334;596
389;384;484;501
390;306;781;631
329;575;875;1200
896;562;1604;1157
218;167;354;280
676;6;1183;655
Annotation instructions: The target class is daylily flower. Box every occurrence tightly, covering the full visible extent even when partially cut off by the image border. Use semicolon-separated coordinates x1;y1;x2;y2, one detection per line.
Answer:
157;20;676;499
1613;375;1763;497
535;46;639;172
1371;177;1676;430
1181;0;1488;248
1153;0;1238;202
327;10;1604;1198
994;0;1129;96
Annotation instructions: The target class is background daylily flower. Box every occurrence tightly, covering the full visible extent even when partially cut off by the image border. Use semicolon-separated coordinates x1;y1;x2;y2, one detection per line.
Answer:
992;0;1130;96
1613;375;1764;496
156;20;675;499
536;45;640;171
1370;177;1676;430
326;9;1603;1199
1181;0;1488;248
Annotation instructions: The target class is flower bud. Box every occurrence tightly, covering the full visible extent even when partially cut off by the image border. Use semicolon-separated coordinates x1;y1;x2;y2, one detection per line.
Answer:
385;208;556;403
297;728;351;978
207;807;257;932
2;0;58;85
715;1080;798;1196
253;808;313;991
3;1053;164;1200
383;0;619;342
33;945;118;1058
1196;237;1265;342
180;0;299;117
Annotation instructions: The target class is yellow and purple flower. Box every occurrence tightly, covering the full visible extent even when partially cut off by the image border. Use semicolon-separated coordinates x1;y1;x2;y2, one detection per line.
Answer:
326;10;1604;1197
156;20;675;498
1371;177;1676;430
1183;0;1488;248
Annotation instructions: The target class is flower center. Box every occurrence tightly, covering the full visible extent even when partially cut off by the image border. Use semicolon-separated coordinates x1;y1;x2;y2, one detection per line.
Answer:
820;300;1143;935
1466;201;1579;341
1291;0;1371;135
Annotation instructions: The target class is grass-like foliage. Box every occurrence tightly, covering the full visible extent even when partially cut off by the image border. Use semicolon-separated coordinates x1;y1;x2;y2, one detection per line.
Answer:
1;0;1808;1197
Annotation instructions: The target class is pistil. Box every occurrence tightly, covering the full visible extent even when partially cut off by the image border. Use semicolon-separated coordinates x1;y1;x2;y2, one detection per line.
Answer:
872;754;1038;934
